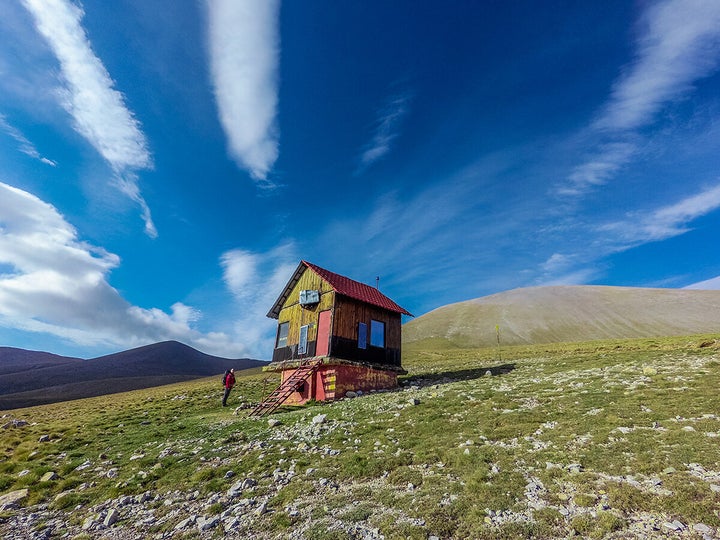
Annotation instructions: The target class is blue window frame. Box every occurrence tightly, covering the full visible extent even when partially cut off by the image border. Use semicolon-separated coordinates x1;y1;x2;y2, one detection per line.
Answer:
298;324;309;355
358;322;367;349
370;320;385;348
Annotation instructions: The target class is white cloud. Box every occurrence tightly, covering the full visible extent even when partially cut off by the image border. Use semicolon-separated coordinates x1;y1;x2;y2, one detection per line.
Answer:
561;141;636;196
685;275;720;290
598;182;720;248
220;244;297;350
206;0;281;185
595;0;720;132
357;92;411;173
0;181;246;357
21;0;156;236
0;113;57;166
563;0;720;196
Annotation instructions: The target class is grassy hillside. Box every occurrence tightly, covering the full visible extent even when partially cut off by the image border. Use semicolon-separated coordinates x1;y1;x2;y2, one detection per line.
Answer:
404;286;720;349
1;335;720;538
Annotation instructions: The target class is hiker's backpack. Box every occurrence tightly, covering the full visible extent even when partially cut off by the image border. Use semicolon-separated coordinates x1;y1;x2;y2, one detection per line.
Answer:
221;372;228;386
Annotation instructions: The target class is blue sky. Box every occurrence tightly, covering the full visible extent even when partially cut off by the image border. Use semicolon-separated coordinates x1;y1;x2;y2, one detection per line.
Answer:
2;0;720;360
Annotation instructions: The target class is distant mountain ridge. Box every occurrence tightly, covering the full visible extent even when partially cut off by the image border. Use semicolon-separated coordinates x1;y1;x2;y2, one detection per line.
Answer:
0;341;266;410
403;285;720;348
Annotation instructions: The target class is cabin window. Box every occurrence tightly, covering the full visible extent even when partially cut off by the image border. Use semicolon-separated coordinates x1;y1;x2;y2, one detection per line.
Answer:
276;322;289;348
298;324;309;355
370;320;385;348
358;322;367;349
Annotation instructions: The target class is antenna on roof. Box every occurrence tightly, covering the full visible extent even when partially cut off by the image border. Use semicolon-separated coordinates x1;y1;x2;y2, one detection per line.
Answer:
375;276;380;290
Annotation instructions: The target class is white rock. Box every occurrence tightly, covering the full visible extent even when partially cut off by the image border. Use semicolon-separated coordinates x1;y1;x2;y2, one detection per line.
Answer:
693;523;713;534
40;471;58;482
104;508;119;526
0;488;28;510
197;515;220;531
312;414;327;424
175;515;196;530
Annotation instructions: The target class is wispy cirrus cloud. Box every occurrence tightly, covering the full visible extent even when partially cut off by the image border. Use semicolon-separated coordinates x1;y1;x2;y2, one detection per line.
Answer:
597;182;720;249
0;114;57;166
220;244;297;351
20;0;156;237
206;0;281;186
595;0;720;133
356;92;412;174
0;181;248;357
562;0;720;196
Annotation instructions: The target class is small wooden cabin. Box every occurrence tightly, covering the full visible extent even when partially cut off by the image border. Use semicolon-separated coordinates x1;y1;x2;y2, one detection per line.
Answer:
264;260;412;405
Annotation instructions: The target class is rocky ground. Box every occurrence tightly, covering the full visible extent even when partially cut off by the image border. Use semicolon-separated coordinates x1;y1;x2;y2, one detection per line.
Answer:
2;342;720;538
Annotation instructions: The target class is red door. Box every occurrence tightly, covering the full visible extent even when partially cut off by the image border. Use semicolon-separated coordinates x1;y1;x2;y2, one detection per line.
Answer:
316;310;331;356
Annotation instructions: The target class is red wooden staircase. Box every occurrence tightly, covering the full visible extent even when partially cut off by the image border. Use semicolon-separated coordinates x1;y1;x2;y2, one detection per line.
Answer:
248;358;322;417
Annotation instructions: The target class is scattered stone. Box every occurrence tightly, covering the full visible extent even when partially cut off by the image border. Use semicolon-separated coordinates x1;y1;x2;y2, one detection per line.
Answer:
104;508;119;526
709;484;720;493
106;468;119;479
175;515;196;530
82;515;98;530
38;434;50;443
267;418;281;427
197;515;220;531
224;470;235;479
663;520;684;532
345;391;358;398
642;367;658;376
0;488;28;510
75;460;92;471
227;478;257;498
408;397;421;406
40;471;58;482
17;469;31;477
693;523;714;534
254;501;268;516
312;413;327;424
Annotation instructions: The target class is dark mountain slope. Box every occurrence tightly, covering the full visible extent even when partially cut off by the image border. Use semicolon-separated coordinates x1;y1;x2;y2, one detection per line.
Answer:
0;347;81;376
0;341;265;410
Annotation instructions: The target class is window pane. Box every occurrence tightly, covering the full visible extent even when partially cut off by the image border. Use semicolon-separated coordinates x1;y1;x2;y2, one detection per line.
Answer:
370;320;385;348
298;325;309;355
358;322;367;349
276;322;289;348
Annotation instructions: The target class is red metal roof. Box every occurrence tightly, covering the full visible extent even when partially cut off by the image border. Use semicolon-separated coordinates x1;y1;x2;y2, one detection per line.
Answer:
267;261;413;318
303;261;413;316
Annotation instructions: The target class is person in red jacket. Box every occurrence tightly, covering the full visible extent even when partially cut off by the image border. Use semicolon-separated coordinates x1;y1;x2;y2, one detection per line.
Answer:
222;368;235;407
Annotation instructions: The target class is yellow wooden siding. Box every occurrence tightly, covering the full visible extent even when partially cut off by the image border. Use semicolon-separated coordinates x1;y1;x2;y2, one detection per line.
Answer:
276;268;335;346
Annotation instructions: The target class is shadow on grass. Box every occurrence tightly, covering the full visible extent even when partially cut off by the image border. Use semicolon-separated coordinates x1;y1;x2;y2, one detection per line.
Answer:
402;363;516;387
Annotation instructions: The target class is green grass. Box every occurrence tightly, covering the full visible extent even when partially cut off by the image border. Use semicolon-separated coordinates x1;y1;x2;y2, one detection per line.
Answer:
2;334;720;538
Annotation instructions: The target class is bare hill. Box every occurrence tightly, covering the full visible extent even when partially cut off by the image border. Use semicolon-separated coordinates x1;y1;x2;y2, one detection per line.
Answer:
0;341;265;410
403;285;720;348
